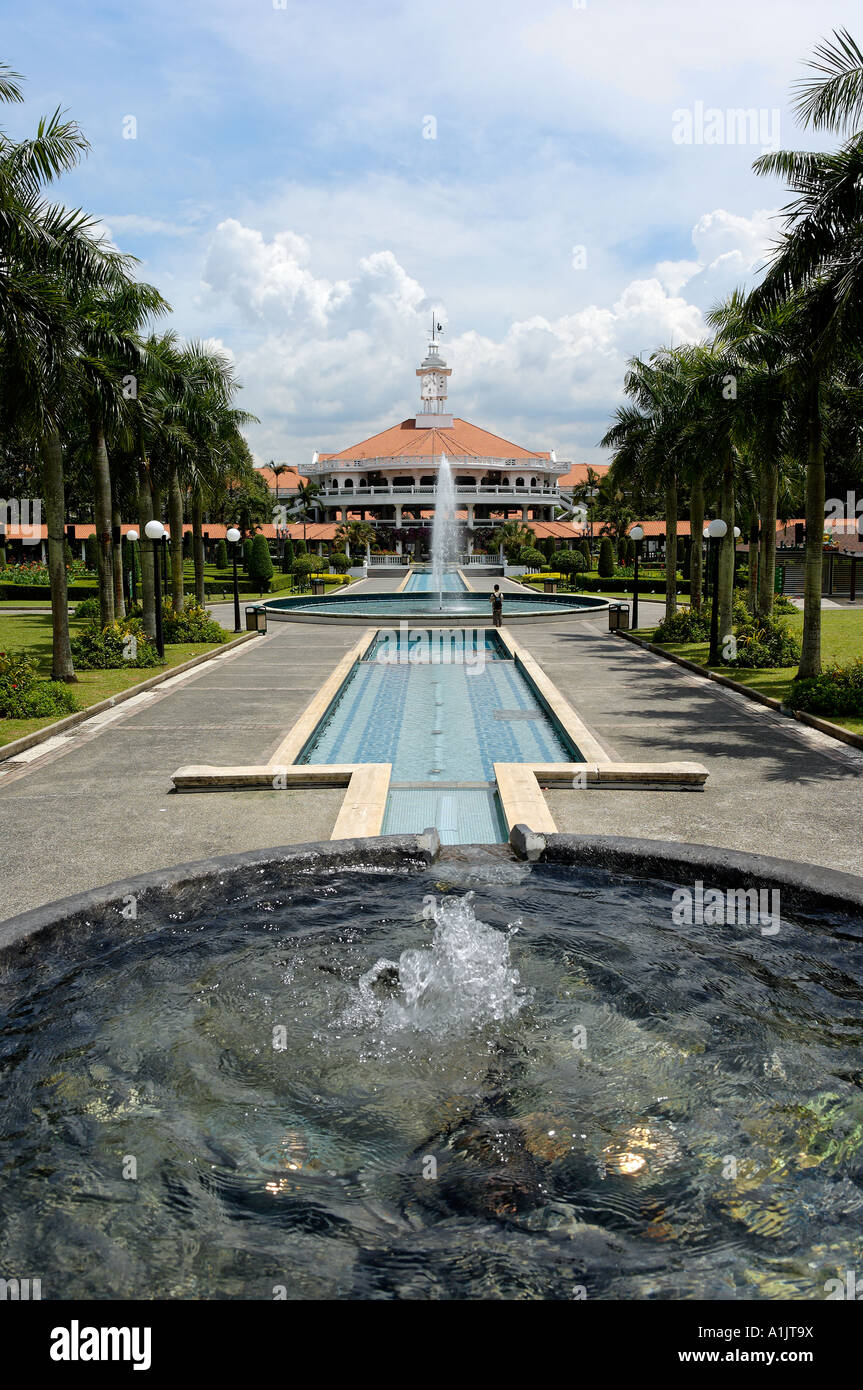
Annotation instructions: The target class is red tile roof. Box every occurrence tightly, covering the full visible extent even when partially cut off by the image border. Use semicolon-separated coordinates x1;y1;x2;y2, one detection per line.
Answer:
319;417;550;463
557;463;611;488
256;465;307;490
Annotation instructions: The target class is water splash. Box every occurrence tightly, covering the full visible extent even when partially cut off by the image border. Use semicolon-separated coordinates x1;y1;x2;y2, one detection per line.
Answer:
430;453;459;607
341;893;529;1036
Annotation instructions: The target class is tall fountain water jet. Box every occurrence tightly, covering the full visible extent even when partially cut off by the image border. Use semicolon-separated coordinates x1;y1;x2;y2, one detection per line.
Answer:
430;453;458;608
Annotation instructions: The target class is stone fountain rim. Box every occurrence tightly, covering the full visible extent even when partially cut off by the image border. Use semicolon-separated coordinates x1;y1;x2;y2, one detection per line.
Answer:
1;832;861;964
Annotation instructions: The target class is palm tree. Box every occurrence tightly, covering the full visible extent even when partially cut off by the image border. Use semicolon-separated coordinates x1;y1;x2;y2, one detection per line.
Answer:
72;276;169;625
497;519;535;562
0;63;127;679
334;519;374;558
745;28;863;675
291;480;321;544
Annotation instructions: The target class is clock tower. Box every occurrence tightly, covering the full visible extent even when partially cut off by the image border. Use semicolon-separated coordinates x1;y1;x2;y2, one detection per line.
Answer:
415;324;453;428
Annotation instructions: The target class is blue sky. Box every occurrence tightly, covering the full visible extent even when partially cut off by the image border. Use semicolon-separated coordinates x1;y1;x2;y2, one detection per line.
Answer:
1;0;854;464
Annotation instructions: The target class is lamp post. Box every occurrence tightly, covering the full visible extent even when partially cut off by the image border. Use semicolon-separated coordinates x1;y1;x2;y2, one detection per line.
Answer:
630;525;644;628
126;529;139;606
702;526;710;600
707;518;728;665
226;527;242;632
144;520;166;658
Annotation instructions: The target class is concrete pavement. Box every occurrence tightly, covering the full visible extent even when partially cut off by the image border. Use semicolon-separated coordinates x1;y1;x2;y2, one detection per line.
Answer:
1;605;861;917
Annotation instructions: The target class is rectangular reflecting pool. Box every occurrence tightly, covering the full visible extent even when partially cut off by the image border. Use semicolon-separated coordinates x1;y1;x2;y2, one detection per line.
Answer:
298;628;581;843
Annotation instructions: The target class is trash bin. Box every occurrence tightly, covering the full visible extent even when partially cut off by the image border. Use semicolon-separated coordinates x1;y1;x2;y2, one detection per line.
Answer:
245;606;267;633
311;579;326;596
543;579;558;594
608;602;630;631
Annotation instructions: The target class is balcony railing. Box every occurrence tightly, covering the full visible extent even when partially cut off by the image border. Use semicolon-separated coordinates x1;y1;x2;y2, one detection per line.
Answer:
316;483;562;499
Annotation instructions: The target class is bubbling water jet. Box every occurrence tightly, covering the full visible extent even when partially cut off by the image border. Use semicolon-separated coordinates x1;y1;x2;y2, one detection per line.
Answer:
340;892;530;1037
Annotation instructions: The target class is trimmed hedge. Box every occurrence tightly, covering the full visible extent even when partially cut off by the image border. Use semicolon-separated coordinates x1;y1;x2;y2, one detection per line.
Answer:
1;582;97;601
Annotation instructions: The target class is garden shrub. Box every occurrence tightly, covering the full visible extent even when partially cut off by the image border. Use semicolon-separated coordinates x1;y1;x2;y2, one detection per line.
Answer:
519;546;545;569
556;549;587;576
725;615;801;669
248;533;274;590
281;538;294;574
653;608;710;643
73;596;101;621
162;598;226;644
0;650;79;719
292;554;317;581
787;661;863;718
598;537;615;578
329;551;350;573
71;618;161;669
215;538;228;570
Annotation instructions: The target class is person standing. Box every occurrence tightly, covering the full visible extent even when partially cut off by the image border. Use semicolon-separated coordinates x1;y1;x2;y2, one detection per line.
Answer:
490;584;503;628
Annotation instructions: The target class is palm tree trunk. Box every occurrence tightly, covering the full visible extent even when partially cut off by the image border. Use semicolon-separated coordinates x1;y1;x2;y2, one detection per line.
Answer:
192;490;206;605
40;427;76;682
757;457;778;617
664;474;678;619
138;463;156;639
112;501;125;619
748;523;759;612
798;379;824;680
91;417;115;627
717;449;736;648
689;475;704;612
168;466;185;609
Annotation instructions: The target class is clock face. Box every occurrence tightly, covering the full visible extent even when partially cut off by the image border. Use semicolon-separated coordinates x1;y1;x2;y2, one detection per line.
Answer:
421;372;446;399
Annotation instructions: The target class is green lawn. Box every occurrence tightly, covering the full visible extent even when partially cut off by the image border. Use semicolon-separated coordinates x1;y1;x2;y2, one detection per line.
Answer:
0;612;228;747
641;608;863;735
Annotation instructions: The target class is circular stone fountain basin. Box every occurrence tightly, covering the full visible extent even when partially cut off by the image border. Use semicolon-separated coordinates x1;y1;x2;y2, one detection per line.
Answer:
261;591;610;622
1;836;862;1301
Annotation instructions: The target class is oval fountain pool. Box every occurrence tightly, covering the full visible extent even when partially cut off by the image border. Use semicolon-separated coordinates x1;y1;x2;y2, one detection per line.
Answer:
1;838;861;1301
261;591;610;622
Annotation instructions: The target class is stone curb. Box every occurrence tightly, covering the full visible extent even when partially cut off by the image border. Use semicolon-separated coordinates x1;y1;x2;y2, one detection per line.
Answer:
0;631;260;765
509;828;863;920
0;831;442;958
615;629;863;752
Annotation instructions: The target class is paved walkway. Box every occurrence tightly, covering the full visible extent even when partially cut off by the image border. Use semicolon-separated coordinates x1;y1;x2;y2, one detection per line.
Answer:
1;608;861;917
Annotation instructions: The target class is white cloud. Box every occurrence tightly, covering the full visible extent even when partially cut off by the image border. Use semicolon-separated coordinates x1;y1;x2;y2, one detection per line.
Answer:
196;220;712;465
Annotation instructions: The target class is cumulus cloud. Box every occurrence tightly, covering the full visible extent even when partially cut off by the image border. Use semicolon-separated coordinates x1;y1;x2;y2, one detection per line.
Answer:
197;219;712;464
653;208;780;300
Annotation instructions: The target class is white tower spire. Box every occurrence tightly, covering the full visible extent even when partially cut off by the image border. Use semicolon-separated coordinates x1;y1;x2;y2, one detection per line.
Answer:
415;328;453;428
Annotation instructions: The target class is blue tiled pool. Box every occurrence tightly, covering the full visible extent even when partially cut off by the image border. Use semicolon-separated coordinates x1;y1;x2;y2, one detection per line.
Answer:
298;631;581;843
404;570;467;593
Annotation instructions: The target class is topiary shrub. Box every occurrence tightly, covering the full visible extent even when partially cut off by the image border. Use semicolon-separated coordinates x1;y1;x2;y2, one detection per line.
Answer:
281;538;295;574
787;661;863;718
329;551;350;573
519;546;545;570
70;618;161;670
84;534;98;571
248;533;274;591
725;615;801;669
579;539;592;568
598;537;615;579
215;538;228;570
292;554;317;588
162;598;226;644
556;549;588;577
0;650;79;719
242;537;254;572
653;608;710;643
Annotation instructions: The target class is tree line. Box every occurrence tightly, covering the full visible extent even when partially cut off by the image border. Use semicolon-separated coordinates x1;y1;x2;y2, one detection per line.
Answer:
601;29;863;679
0;63;259;681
